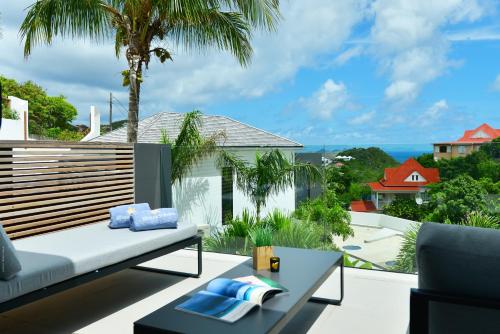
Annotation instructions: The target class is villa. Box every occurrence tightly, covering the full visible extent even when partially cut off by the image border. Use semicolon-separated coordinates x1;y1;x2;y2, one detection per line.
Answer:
92;112;302;229
433;123;500;160
352;158;440;211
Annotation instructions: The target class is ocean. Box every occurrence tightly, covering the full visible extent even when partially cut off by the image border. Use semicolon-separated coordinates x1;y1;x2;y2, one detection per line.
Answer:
301;144;433;163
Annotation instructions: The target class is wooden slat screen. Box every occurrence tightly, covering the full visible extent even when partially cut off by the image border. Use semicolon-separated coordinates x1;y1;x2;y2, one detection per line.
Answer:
0;140;134;239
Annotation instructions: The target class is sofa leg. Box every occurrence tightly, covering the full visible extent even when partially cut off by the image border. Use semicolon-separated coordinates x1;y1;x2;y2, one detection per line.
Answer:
132;237;202;278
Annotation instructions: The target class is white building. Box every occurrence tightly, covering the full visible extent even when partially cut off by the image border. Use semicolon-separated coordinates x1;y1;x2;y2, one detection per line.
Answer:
0;96;29;140
92;112;302;229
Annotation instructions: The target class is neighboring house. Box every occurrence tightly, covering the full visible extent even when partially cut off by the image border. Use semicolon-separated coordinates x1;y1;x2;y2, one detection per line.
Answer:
0;96;29;140
433;123;500;160
92;112;302;228
351;158;440;211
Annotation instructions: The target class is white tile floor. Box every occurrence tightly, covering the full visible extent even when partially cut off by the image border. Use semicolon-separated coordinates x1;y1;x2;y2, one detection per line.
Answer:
0;250;417;334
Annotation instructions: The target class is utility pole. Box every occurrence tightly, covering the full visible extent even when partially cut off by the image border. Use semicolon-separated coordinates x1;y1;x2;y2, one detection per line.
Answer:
109;92;113;132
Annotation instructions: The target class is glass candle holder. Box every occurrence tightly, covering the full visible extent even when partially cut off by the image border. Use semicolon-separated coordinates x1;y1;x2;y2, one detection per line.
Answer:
270;256;280;272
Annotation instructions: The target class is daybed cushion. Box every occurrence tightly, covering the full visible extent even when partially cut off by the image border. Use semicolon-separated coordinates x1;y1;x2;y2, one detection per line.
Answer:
0;221;197;303
0;224;22;280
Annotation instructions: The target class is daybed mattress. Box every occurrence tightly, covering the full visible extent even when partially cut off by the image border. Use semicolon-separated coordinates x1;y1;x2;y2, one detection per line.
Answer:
0;222;197;303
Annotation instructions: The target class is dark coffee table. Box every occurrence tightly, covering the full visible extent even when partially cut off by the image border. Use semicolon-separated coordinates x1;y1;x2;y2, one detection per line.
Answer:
134;247;344;334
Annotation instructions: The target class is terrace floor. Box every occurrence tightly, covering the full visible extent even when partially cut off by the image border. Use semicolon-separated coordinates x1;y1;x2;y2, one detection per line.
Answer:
0;249;416;334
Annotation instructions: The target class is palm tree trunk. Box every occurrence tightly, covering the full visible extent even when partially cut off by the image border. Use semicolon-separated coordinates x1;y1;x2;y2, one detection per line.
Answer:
127;55;142;143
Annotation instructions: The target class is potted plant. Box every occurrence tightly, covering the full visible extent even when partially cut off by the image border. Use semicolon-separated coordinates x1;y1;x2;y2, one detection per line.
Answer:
250;225;274;270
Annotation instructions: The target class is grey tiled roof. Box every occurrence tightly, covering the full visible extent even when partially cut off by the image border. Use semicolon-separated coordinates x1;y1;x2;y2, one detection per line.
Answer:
92;112;302;148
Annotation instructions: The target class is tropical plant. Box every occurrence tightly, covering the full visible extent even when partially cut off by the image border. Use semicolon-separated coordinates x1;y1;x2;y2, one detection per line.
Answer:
427;174;488;223
294;190;353;240
249;225;273;247
20;0;281;142
461;211;500;229
262;209;292;231
160;110;223;184
343;254;373;270
382;197;427;222
393;224;421;273
224;209;255;238
218;149;321;221
272;221;332;250
203;230;250;256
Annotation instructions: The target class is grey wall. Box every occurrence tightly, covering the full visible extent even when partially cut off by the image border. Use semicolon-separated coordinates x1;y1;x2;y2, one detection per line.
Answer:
134;143;172;209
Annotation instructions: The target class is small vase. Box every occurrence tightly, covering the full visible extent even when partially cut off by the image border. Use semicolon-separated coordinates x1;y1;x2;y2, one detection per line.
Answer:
253;246;274;270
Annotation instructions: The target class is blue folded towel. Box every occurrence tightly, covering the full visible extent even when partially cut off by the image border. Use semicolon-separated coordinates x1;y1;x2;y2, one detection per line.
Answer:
130;208;178;232
109;203;151;229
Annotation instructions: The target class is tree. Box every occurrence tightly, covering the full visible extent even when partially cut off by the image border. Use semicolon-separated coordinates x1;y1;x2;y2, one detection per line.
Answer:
219;149;321;221
427;174;488;223
160;110;223;184
21;0;281;143
0;75;77;135
294;190;353;240
382;197;426;222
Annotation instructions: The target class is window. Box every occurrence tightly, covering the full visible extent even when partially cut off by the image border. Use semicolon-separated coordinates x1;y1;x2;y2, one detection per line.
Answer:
221;167;233;224
458;145;466;154
439;145;448;153
411;174;419;181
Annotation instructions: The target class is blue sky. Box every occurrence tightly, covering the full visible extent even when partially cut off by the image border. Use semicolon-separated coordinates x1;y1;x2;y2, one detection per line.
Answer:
1;0;499;145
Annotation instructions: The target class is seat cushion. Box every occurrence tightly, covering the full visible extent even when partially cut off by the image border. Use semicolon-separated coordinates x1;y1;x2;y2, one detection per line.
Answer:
0;224;22;280
417;222;500;334
0;221;197;303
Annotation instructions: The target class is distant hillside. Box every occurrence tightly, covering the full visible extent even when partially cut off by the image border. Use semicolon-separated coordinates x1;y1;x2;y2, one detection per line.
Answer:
100;119;127;134
338;147;399;183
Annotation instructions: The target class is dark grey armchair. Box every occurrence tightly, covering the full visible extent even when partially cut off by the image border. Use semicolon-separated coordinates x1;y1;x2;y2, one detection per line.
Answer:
410;222;500;334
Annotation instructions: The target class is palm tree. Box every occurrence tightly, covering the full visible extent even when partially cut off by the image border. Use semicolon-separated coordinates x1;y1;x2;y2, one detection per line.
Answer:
20;0;281;142
218;150;322;221
160;110;223;184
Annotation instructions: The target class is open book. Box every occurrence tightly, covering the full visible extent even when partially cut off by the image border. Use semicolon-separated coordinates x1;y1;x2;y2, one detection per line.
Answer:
175;275;288;323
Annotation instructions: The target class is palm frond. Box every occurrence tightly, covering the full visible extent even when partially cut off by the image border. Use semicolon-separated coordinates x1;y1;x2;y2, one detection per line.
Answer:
168;8;252;66
163;110;225;184
20;0;113;57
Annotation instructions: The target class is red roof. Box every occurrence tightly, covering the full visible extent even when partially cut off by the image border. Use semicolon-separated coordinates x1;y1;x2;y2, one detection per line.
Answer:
455;123;500;144
368;158;440;192
350;200;377;212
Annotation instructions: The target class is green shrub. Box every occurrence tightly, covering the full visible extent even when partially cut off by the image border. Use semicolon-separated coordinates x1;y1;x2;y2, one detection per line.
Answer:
262;209;292;231
393;224;421;273
461;211;500;229
249;225;273;247
294;190;353;240
343;254;373;270
382;197;426;221
2;107;19;120
272;221;333;250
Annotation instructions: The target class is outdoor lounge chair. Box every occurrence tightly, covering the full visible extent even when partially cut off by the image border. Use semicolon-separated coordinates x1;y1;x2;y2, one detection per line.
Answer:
0;220;201;313
409;222;500;334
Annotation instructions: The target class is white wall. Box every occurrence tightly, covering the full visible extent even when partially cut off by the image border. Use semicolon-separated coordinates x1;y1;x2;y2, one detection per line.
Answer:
81;106;101;141
232;148;296;219
172;155;222;227
0;96;29;140
349;211;420;233
172;147;298;228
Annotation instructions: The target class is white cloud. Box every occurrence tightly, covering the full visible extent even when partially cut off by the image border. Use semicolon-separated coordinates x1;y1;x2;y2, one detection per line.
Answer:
369;0;486;106
491;74;500;91
418;99;449;126
0;0;368;123
333;46;364;66
349;111;376;125
302;79;349;119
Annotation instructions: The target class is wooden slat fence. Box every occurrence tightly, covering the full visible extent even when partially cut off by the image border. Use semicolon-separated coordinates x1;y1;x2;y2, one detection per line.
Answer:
0;141;134;239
